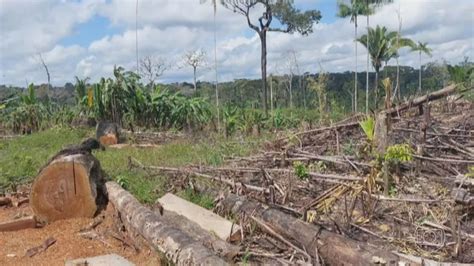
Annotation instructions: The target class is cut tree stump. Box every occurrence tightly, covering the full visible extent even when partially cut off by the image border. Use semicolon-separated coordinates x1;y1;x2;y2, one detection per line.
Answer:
106;181;229;265
30;152;105;223
219;193;401;266
374;112;389;155
157;193;241;242
96;121;119;146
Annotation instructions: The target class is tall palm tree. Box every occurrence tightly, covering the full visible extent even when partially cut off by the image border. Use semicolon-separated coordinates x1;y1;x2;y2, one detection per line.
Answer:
385;33;415;99
363;0;393;113
358;25;397;108
411;42;432;94
200;0;220;132
337;0;372;113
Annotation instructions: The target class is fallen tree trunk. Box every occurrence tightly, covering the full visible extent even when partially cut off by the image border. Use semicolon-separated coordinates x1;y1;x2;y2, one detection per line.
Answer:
96;121;119;146
155;209;240;260
219;193;400;266
105;181;229;265
31;149;105;223
384;84;457;115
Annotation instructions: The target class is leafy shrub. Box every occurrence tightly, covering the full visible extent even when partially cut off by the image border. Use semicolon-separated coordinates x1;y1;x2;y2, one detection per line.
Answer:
293;161;309;180
384;144;413;164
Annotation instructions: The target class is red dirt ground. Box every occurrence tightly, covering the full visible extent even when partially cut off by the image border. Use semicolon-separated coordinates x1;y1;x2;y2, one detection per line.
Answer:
0;202;162;266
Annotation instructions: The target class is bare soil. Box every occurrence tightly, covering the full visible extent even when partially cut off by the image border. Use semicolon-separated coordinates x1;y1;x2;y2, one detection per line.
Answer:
0;202;162;266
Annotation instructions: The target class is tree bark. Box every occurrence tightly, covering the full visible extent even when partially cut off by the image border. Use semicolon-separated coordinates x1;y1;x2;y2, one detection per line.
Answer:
31;152;106;223
354;18;358;113
153;208;240;260
419;51;422;94
366;4;370;114
96;121;119;146
374;69;379;109
374;112;388;154
193;66;197;91
219;193;400;265
106;181;229;265
260;32;268;116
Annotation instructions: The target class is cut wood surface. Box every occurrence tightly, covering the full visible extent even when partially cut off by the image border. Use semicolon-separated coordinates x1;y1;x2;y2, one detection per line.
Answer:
96;121;119;146
154;208;240;260
30;152;105;223
219;193;401;266
106;181;229;265
158;193;241;242
0;216;37;232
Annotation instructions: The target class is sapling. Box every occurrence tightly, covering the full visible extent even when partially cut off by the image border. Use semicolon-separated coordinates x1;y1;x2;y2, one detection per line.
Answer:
382;144;413;195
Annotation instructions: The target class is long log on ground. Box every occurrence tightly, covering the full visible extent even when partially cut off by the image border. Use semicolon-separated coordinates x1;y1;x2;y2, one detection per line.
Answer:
384;84;457;115
31;139;106;223
105;181;229;265
219;193;400;266
154;209;240;260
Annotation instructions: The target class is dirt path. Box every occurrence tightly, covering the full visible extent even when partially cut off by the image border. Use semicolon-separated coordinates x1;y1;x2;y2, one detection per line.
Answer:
0;203;162;266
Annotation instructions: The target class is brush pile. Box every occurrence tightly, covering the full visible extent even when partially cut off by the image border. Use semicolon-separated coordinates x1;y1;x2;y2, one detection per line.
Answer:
131;87;473;264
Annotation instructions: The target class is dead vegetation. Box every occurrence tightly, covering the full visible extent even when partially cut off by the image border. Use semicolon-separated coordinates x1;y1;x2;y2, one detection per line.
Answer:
1;87;472;265
128;89;473;264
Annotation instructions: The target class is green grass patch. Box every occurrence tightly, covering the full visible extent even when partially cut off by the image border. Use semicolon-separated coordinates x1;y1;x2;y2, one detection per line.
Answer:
1;128;268;204
177;188;215;210
0;127;90;189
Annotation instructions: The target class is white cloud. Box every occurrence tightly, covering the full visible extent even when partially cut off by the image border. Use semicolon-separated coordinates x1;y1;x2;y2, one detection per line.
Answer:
0;0;472;87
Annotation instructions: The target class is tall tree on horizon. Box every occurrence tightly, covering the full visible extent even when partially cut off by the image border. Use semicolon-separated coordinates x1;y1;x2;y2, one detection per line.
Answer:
220;0;321;115
363;0;393;113
358;25;397;108
411;41;432;94
337;0;372;113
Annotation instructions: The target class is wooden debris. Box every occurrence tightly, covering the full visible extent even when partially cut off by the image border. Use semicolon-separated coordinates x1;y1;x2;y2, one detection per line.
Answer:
158;193;241;242
25;237;56;257
30;143;106;223
218;193;400;265
0;196;12;207
0;216;37;232
384;84;457;115
106;181;229;265
65;254;134;266
155;208;240;259
96;121;120;146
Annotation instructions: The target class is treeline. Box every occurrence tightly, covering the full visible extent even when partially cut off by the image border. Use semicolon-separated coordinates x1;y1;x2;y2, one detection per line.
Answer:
0;60;471;136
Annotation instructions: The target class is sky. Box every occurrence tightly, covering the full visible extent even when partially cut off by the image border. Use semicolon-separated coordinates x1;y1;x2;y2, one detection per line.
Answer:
0;0;473;87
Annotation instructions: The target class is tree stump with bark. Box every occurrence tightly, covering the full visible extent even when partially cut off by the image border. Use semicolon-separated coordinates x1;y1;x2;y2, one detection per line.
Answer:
30;140;106;223
96;121;120;146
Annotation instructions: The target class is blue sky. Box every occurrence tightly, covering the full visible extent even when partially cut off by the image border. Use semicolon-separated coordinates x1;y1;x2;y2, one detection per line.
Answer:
58;0;338;49
59;15;122;47
0;0;472;86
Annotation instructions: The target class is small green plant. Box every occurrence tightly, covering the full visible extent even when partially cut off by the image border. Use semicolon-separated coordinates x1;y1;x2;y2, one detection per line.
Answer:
384;144;413;163
467;166;474;178
381;144;413;196
242;248;252;265
359;116;375;142
116;175;129;189
293;161;309;180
